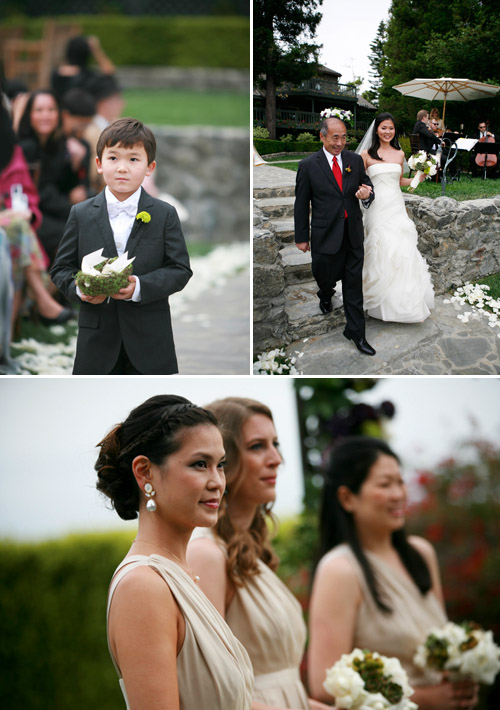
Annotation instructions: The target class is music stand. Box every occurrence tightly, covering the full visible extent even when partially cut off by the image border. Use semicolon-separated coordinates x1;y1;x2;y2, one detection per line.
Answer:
474;142;499;179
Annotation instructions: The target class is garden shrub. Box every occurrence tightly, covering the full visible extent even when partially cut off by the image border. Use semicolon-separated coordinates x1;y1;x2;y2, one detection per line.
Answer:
1;15;249;68
0;531;132;710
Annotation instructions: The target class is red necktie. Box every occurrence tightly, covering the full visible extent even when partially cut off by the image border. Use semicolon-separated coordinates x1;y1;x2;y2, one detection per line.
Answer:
332;156;347;218
332;155;343;190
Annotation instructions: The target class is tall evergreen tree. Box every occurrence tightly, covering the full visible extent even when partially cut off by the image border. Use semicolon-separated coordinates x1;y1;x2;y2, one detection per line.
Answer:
254;0;323;138
366;20;387;107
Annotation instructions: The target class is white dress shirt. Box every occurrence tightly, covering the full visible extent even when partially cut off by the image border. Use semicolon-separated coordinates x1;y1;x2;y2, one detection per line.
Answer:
104;186;141;302
323;146;343;173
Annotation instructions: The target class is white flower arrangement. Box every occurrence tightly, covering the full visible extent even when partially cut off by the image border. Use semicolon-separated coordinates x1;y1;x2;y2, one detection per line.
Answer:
443;283;500;337
414;621;500;685
320;107;353;124
407;151;438;191
253;347;303;375
323;648;418;710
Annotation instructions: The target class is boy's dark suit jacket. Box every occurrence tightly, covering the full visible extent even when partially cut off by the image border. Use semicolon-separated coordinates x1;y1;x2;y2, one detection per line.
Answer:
294;148;373;255
50;187;192;375
412;120;438;154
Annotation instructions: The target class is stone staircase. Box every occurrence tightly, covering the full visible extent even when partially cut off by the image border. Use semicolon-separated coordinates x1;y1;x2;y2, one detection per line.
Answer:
254;184;346;342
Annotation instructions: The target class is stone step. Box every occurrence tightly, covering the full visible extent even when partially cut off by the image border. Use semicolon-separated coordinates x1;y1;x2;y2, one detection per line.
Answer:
254;195;295;220
274;218;295;244
253;185;295;200
280;244;313;285
284;281;345;341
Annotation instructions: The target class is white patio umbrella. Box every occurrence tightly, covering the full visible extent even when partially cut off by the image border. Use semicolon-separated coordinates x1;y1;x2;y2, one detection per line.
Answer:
392;77;500;128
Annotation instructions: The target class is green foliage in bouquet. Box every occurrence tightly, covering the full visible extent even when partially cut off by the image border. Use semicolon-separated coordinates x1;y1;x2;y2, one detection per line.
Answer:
75;258;133;297
352;651;404;705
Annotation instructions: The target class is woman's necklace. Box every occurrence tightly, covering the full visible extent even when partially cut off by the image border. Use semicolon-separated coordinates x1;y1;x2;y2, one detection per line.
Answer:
132;538;200;583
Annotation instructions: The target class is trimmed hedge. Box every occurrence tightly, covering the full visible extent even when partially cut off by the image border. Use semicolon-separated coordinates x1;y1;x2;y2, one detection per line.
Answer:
0;532;132;710
254;138;322;155
2;15;249;68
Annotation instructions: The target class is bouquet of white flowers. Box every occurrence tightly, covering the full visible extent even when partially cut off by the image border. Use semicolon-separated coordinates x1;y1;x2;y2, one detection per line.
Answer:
407;151;438;192
75;248;135;297
414;621;500;685
323;648;418;710
320;107;353;124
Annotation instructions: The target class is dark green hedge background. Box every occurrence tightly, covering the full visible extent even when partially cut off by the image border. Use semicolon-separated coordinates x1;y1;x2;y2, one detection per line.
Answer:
0;532;133;710
2;15;250;68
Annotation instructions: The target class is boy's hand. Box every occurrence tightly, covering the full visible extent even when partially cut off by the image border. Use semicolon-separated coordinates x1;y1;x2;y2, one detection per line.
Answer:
111;275;137;300
80;293;107;304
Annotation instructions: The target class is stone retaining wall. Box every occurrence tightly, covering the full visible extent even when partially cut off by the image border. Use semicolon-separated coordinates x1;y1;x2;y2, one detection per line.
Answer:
253;194;500;353
153;126;249;243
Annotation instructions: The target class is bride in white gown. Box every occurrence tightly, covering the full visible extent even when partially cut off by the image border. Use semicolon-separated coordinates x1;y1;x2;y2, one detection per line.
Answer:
357;113;435;323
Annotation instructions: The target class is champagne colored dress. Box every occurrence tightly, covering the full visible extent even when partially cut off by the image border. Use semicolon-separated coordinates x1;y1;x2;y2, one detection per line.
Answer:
326;544;447;686
362;163;435;323
107;554;253;710
193;528;311;709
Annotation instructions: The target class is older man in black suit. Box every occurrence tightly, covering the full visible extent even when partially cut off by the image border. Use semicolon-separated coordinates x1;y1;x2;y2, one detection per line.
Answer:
294;117;375;356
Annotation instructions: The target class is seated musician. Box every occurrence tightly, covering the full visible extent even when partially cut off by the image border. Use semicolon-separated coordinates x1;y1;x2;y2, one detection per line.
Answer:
471;120;497;177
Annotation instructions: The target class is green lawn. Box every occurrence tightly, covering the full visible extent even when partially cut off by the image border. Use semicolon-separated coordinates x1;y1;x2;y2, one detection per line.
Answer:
123;89;249;127
267;158;500;200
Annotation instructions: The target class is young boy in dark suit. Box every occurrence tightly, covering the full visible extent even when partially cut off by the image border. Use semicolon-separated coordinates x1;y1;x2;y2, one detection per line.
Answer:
50;117;192;374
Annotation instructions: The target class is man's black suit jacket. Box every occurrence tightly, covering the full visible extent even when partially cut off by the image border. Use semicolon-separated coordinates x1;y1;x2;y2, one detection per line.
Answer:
413;120;438;154
294;149;374;255
50;187;192;375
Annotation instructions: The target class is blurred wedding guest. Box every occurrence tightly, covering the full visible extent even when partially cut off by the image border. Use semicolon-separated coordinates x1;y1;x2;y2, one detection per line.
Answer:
17;89;89;264
188;397;331;710
412;110;439;154
0;99;72;330
0;227;19;374
51;34;115;100
2;78;29;132
83;74;125;192
96;394;253;709
308;436;478;710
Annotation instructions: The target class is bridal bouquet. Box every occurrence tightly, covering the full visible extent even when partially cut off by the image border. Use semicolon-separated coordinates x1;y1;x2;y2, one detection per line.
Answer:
414;621;500;685
407;151;438;191
323;648;417;710
75;248;135;297
320;107;353;125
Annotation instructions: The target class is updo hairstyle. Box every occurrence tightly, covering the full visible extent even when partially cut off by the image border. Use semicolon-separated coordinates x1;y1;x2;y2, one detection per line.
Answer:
95;394;217;520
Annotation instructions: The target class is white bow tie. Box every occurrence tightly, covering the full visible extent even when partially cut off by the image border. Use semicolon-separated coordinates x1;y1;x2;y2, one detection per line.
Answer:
107;202;137;219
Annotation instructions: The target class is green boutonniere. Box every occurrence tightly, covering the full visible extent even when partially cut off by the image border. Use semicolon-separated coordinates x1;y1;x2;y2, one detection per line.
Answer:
136;211;151;223
345;166;352;173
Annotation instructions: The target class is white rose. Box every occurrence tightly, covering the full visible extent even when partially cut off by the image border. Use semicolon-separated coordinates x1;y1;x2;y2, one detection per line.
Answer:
323;665;366;708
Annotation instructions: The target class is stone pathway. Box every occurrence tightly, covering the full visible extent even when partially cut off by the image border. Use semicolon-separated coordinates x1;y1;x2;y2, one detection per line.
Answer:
253;163;500;375
173;268;251;375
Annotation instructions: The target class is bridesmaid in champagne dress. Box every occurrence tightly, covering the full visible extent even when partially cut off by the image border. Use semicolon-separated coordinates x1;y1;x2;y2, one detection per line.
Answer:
97;394;253;710
188;397;331;710
308;436;478;710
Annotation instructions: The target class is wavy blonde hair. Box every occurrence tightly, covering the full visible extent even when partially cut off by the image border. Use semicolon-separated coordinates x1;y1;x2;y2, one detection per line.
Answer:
204;397;279;585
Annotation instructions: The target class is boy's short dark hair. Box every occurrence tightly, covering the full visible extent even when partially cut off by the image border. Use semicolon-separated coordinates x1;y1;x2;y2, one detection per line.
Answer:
96;117;156;164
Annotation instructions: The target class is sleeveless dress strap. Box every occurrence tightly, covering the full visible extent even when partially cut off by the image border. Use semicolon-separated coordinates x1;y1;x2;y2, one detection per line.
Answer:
106;555;158;677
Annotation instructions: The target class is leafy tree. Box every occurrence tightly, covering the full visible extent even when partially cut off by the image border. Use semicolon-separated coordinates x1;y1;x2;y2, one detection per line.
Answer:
378;0;500;133
254;0;323;138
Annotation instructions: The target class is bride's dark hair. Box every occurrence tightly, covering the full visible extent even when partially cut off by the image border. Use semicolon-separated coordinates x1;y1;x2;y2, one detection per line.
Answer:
368;112;401;162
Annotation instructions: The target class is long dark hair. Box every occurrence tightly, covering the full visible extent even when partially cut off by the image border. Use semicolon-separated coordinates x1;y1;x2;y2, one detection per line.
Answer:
0;100;16;172
368;112;401;162
318;436;431;612
17;90;62;148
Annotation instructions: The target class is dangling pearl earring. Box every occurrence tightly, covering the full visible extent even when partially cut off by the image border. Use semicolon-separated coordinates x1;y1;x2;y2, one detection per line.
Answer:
144;482;157;512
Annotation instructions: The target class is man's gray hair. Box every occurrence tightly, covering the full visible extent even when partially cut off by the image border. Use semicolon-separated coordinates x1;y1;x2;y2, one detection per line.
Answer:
320;117;346;137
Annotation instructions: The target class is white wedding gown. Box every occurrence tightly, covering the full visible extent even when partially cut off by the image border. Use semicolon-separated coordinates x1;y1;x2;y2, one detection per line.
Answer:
362;163;434;322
